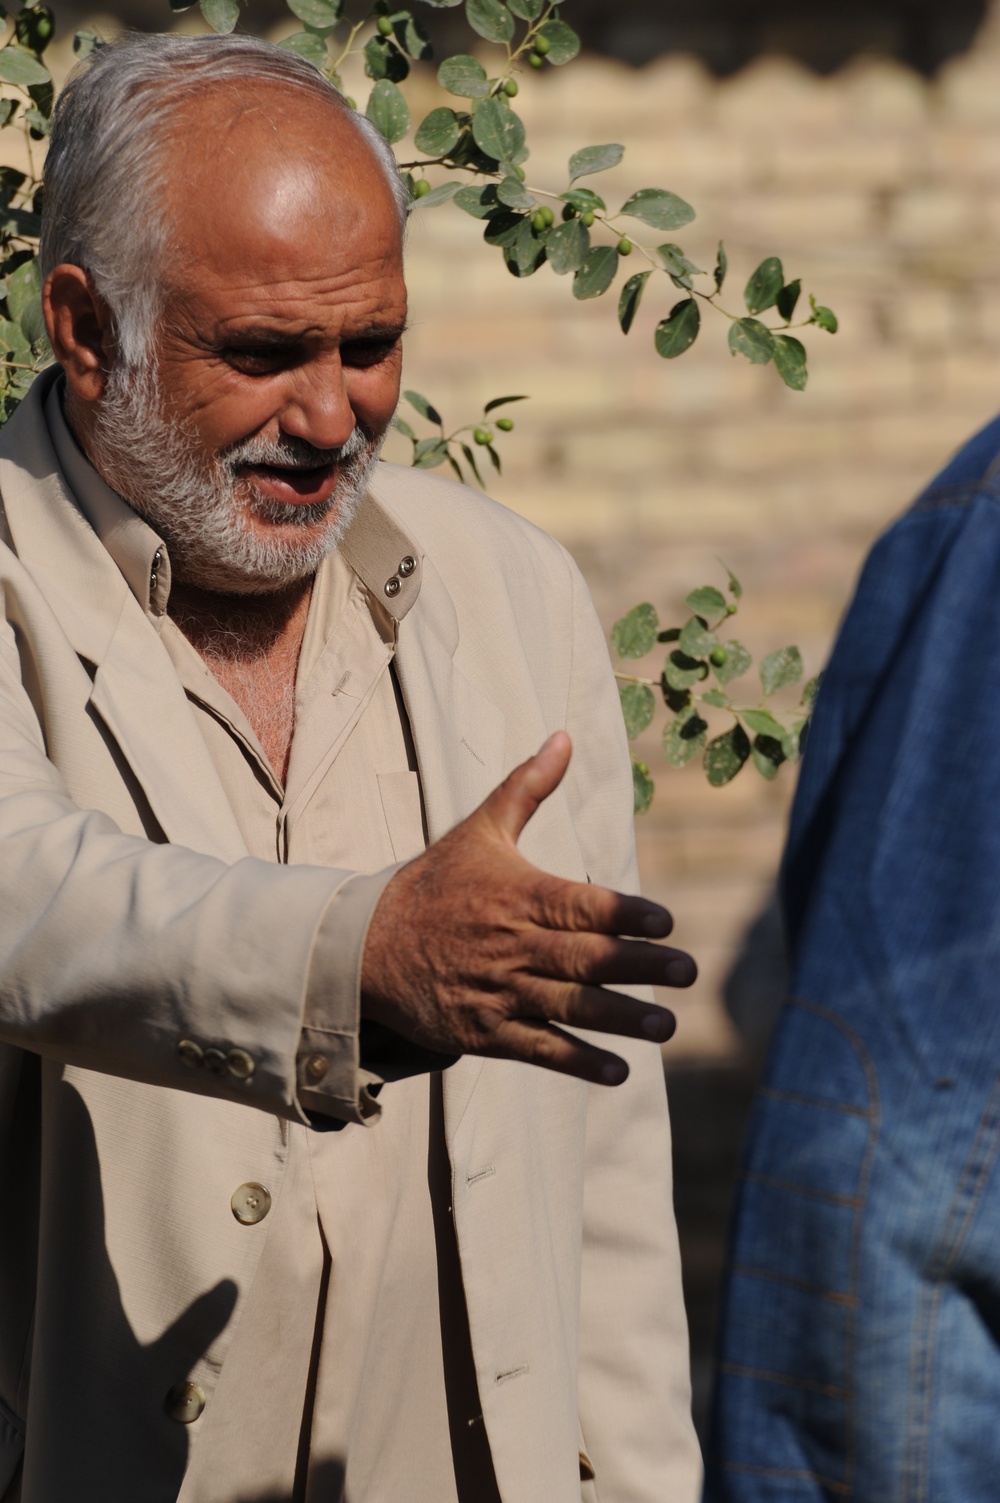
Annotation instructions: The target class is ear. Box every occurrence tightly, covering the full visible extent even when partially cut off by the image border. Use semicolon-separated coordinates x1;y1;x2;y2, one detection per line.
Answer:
43;264;115;406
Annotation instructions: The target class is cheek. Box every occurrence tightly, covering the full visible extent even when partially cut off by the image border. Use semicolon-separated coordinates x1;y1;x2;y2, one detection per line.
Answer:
348;357;402;431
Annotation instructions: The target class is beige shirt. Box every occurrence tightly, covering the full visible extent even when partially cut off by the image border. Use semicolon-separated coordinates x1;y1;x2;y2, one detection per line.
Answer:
46;388;491;1502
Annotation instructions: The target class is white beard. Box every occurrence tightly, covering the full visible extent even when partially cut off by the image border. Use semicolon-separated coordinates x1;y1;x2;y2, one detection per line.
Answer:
89;359;385;594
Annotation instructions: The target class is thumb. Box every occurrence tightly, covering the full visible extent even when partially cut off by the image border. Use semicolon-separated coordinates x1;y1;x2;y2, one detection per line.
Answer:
486;732;572;846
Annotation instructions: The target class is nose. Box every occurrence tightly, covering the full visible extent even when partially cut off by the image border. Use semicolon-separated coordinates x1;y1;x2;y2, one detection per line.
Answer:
278;353;356;451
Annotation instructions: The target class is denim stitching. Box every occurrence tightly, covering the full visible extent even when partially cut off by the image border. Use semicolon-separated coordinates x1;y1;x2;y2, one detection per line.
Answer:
731;1262;858;1306
901;1072;1000;1503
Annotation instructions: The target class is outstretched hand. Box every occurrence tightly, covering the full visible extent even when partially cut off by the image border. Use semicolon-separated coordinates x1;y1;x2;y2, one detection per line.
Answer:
361;732;696;1086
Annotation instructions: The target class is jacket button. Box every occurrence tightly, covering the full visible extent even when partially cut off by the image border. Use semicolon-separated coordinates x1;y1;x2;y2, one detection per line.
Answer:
177;1039;203;1068
398;555;416;577
305;1052;329;1083
384;575;401;597
231;1182;271;1225
225;1048;255;1080
202;1047;226;1073
165;1381;205;1423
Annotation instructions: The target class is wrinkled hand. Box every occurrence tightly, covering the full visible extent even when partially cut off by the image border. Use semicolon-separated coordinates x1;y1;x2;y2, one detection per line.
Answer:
361;732;696;1085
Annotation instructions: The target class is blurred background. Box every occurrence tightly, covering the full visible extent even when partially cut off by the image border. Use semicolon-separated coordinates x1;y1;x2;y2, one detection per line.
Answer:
32;0;1000;1436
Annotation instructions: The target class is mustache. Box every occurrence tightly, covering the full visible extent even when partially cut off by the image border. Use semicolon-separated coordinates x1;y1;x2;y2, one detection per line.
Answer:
222;425;370;473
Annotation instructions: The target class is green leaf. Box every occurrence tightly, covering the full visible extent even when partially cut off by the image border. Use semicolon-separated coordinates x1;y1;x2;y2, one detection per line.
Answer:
761;645;803;696
781;721;805;762
713;639;751;685
485;441;502;473
679;616;717;657
545;216;589;275
751;735;785;780
801;673;822;710
465;0;514;42
364;33;410;82
568;143;624;182
714;240;727;292
460;441;484;487
72;26;103;56
559;187;606;214
286;0;342;25
742;707;786;740
663;708;708;767
366;79;410;144
200;0;240;33
729;317;774;366
279;30;328;66
654;242;703;290
0;206;40;238
5;258;38;322
391;413;416;441
663;650;708;691
410;180;461;209
507;0;542;16
654;298;700;359
684;585;727;621
618;270;651;334
632;758;654;815
507;215;545;277
496;175;535;210
658;627;681;642
724;565;743;600
483;210;524;249
472;97;525;164
704;724;750;787
611;602;659;659
536;17;580;63
809;294;838;333
483;393;528;413
0;44;49;86
19;294;44;346
573;246;618;300
773;334;808;392
619;681;655;740
454;182;499;218
0;98;17;126
777;278;801;321
413;436;450;468
394;13;432;59
403;388;443;425
701;688;730;709
437;53;490;97
619;187;695;231
0;316;30;364
744;256;783;315
414;106;461;156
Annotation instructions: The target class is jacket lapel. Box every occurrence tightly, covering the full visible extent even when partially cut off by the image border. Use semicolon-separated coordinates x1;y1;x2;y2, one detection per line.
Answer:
393;552;506;1145
0;375;248;862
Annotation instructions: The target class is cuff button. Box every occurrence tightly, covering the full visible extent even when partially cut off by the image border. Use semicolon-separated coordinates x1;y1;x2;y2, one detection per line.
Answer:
177;1039;203;1068
165;1381;205;1423
305;1052;330;1084
226;1048;255;1080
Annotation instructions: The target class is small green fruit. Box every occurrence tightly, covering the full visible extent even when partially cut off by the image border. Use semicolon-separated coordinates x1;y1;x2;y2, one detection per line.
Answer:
412;178;431;198
540;205;555;227
709;647;728;668
528;52;544;68
533;32;551;54
562;203;576;221
377;14;393;35
473;427;494;445
726;603;738;615
503;77;518;97
581;210;595;227
532;210;547;232
496;417;514;431
617;237;632;255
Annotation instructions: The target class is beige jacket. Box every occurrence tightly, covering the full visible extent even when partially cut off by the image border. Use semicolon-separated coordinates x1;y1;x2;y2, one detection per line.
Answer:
0;371;701;1502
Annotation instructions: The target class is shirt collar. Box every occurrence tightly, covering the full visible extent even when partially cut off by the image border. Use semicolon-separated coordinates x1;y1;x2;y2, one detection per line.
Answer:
42;374;422;625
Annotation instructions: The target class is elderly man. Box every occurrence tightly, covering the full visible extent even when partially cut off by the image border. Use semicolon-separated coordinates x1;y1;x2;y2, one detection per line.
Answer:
0;31;700;1503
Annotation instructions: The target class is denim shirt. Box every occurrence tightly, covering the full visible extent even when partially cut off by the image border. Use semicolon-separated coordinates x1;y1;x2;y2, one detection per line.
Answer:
706;414;1000;1502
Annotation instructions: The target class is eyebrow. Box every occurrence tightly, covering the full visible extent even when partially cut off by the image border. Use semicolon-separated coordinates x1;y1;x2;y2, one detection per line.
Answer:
220;320;409;347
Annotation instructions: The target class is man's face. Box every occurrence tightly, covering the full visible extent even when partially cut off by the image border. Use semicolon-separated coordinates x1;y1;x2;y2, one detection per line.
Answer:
91;90;407;593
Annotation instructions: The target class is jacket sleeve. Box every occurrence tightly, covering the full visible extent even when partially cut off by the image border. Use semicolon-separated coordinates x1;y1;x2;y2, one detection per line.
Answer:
0;600;393;1125
560;554;703;1502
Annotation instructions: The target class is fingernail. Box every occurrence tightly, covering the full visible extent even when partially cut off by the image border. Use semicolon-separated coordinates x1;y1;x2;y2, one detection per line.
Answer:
640;908;670;937
601;1060;628;1086
642;1011;675;1041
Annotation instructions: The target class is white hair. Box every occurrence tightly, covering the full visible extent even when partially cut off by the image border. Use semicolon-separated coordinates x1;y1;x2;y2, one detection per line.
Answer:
40;31;409;368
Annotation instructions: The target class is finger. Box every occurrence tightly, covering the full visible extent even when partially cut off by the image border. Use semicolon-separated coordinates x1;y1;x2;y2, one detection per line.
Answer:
517;978;677;1043
527;932;697;989
532;873;675;941
484;731;573;846
489;1017;631;1086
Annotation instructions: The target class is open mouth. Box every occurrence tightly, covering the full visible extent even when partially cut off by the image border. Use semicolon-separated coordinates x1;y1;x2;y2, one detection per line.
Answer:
238;461;340;507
